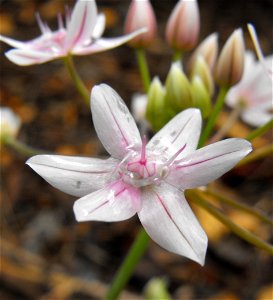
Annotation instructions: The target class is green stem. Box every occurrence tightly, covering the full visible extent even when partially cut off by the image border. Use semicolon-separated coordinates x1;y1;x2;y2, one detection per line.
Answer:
198;87;229;147
63;54;90;106
172;49;183;62
104;229;150;300
246;119;273;141
204;189;273;226
187;190;273;255
237;143;273;167
210;104;242;143
4;137;44;157
135;48;151;93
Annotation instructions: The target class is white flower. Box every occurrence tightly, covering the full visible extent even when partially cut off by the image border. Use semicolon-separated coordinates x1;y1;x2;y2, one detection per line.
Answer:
0;0;145;66
0;107;21;141
27;84;252;265
226;51;273;127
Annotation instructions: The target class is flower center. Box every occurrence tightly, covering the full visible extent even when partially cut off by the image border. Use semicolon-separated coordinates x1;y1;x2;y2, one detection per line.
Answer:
117;137;169;188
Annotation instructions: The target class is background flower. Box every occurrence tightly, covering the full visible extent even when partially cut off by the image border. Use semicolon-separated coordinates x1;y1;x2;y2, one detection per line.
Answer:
226;51;273;127
0;0;145;65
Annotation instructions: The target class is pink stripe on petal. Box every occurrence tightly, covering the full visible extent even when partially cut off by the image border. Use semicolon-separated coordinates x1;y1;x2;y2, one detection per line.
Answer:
166;138;252;189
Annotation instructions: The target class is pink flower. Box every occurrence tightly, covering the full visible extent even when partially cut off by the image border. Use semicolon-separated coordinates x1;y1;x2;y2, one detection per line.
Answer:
226;51;273;127
124;0;157;47
0;0;145;66
26;84;252;265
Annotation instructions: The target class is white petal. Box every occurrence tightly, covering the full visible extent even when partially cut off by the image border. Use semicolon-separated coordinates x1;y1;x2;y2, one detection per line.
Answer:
0;35;27;49
5;49;54;66
147;108;202;160
91;84;141;159
166;138;252;189
26;155;119;197
74;180;141;222
138;183;207;265
65;0;97;50
241;107;273;127
92;13;106;39
72;28;147;55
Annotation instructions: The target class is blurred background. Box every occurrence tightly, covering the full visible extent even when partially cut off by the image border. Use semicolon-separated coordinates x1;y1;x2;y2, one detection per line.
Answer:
0;0;272;299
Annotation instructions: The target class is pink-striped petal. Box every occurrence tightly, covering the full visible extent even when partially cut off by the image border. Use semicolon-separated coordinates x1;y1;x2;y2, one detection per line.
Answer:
5;48;55;66
166;138;252;189
138;183;207;265
0;35;28;49
65;0;97;50
26;155;119;197
74;179;141;222
72;28;147;55
5;49;57;66
91;84;141;159
147;108;201;161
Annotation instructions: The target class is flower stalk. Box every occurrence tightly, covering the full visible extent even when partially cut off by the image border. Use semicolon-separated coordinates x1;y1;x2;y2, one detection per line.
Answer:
187;190;273;255
104;229;150;300
172;50;183;62
63;54;90;106
246;119;273;141
198;87;229;147
4;136;44;157
210;104;243;143
204;189;273;226
135;48;151;93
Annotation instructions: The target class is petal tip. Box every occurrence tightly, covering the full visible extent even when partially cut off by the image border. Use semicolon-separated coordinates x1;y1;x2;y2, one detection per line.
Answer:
73;200;90;222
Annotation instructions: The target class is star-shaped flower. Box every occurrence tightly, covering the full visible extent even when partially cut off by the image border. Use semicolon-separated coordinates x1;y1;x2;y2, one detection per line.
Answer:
226;51;273;127
0;0;145;66
27;84;252;265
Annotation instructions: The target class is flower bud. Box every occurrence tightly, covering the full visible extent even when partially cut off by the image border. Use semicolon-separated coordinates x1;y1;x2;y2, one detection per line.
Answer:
190;55;214;96
166;0;200;51
124;0;157;48
214;29;245;87
191;75;211;118
131;93;147;123
146;77;168;131
165;62;193;111
144;278;171;300
188;33;219;71
0;107;21;143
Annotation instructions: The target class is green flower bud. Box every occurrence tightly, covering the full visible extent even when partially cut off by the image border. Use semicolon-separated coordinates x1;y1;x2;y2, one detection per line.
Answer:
191;75;211;118
190;55;214;96
0;107;21;143
144;278;171;300
146;77;168;131
165;62;193;111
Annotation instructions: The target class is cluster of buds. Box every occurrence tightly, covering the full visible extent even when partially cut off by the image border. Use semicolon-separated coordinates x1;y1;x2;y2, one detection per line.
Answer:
124;0;246;132
146;60;212;131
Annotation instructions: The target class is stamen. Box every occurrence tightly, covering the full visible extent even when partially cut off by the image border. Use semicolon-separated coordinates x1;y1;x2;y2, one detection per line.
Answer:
166;143;187;166
65;5;71;28
140;135;147;164
57;13;64;30
111;151;133;176
35;13;46;34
